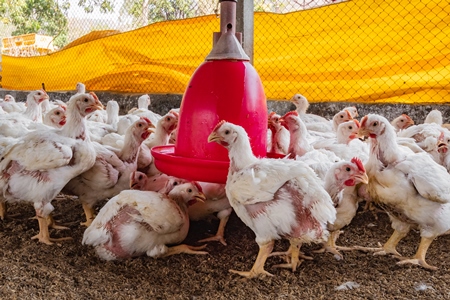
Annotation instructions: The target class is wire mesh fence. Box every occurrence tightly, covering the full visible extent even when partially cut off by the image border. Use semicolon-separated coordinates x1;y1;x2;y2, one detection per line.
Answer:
1;0;449;103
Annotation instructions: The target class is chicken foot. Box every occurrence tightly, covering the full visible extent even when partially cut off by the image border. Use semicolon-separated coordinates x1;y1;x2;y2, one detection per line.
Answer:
273;239;304;272
269;242;313;262
31;216;72;245
313;230;355;260
198;214;229;246
396;236;437;270
353;229;407;257
161;244;208;257
229;240;274;279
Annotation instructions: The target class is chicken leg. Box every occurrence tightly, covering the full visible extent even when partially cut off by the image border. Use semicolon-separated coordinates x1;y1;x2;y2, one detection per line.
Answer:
0;200;6;220
313;230;352;259
31;215;72;245
269;242;313;261
229;240;274;278
273;238;304;272
396;236;437;270
198;214;230;246
81;201;95;227
161;244;208;257
353;229;407;257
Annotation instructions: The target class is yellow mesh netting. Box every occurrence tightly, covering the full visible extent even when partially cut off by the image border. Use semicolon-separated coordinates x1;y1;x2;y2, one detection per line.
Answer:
2;0;449;103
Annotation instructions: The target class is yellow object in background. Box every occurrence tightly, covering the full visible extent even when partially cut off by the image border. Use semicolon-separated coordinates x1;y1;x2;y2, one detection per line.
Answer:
2;0;449;104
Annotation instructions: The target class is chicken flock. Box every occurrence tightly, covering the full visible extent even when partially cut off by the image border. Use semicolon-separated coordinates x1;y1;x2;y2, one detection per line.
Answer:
1;85;450;279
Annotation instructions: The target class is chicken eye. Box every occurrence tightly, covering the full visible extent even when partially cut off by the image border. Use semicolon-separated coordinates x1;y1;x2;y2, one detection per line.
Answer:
225;130;230;135
84;98;88;102
400;119;404;122
138;123;142;127
173;181;178;186
340;115;344;118
167;117;171;121
348;126;353;130
373;121;378;126
56;112;60;115
138;175;143;180
346;167;351;172
188;188;192;193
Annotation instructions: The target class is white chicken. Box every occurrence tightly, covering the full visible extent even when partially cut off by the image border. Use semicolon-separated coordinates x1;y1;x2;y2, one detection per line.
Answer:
0;94;26;113
356;114;450;270
130;171;232;246
267;112;289;155
129;94;162;125
63;117;154;226
314;158;368;259
0;92;103;244
312;119;370;162
140;110;179;176
82;181;207;260
42;106;67;129
280;111;342;181
391;114;414;132
208;121;336;278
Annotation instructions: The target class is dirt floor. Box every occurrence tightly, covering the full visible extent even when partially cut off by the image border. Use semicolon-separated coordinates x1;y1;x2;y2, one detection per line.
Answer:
1;198;449;300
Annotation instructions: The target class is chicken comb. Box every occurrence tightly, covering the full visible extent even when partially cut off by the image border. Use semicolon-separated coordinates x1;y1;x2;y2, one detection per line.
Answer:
351;157;365;173
140;116;152;125
212;120;227;132
353;119;361;128
193;181;203;193
282;111;299;119
402;114;413;121
345;109;353;120
169;110;180;118
89;92;99;101
360;115;368;128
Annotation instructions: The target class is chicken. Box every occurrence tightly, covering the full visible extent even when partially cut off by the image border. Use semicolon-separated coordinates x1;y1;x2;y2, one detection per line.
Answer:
280;111;342;181
391;114;414;132
208;121;336;278
312;120;369;162
0;94;26;113
140;110;179;176
82;181;208;260
63;117;154;226
188;182;232;246
314;158;368;259
130;171;232;245
42;106;66;129
128;94;151;114
290;94;328;124
130;171;179;192
267;111;289;155
129;94;162;125
356;114;450;270
424;109;442;125
0;92;103;244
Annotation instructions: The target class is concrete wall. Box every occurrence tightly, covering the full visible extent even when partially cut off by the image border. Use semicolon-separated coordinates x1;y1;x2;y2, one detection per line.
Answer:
2;89;450;124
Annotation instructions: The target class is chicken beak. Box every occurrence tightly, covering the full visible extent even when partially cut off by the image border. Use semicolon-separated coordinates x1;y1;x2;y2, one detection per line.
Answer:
195;192;207;203
208;132;221;143
356;172;369;185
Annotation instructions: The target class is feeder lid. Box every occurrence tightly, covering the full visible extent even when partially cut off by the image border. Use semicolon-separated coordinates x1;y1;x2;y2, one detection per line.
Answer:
205;32;250;61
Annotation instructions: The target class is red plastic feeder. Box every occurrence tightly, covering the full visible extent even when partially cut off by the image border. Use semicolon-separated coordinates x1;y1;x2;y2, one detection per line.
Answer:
152;0;267;183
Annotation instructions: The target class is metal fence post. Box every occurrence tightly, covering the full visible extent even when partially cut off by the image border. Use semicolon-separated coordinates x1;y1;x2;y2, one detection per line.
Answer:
236;0;254;65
